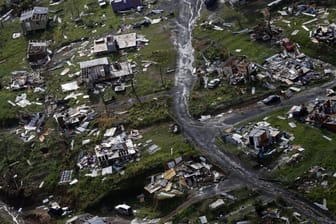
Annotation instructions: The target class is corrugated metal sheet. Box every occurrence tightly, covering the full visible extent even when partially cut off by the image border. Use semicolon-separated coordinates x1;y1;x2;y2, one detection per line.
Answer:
110;0;141;12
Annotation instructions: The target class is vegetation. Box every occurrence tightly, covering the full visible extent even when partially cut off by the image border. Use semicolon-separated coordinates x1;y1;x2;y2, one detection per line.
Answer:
0;0;181;222
189;1;336;117
189;3;279;117
219;107;336;215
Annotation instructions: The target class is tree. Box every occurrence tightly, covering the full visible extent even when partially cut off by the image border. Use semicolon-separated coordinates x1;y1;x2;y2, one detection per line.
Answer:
262;8;273;40
151;50;169;87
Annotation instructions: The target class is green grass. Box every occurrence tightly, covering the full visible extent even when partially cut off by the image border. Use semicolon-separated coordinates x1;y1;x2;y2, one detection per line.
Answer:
219;107;336;216
126;96;173;128
64;122;195;213
189;79;276;117
193;4;278;64
274;12;336;65
172;187;260;223
0;20;28;77
189;4;279;117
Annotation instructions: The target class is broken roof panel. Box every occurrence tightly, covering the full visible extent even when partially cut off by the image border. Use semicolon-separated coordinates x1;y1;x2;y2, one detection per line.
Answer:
163;168;176;180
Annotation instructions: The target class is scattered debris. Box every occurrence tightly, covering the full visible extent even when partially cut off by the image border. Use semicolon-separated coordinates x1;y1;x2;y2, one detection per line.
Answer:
312;23;336;46
144;156;225;196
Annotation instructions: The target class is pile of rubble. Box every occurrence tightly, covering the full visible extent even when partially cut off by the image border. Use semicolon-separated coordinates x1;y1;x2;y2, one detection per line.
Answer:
53;104;97;136
296;166;329;193
276;2;320;17
224;121;300;160
262;53;326;86
250;21;283;42
312;23;336;46
144;156;224;197
27;40;52;68
9;71;44;91
289;98;336;133
77;126;142;176
223;56;250;85
37;197;72;217
14;112;46;143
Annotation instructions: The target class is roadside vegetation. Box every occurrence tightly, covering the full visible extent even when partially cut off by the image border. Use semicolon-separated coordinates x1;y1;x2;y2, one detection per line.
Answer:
171;186;307;223
218;107;336;216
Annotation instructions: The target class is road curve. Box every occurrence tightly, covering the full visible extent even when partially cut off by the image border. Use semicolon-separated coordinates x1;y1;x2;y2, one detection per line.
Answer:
172;0;336;223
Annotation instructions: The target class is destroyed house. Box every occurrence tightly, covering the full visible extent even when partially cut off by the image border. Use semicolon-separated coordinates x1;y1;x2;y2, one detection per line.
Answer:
144;157;222;195
306;99;336;132
80;58;110;83
54;105;96;133
93;35;118;55
110;0;141;12
95;135;137;167
249;128;271;150
223;56;249;85
10;71;44;90
313;23;336;46
20;7;48;34
27;41;49;67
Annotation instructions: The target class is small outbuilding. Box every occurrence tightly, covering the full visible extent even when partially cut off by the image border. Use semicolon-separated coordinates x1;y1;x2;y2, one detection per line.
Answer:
20;7;48;35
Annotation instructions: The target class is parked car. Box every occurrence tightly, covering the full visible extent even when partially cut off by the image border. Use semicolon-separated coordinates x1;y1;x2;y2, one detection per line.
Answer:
207;78;220;89
262;95;281;105
115;204;133;216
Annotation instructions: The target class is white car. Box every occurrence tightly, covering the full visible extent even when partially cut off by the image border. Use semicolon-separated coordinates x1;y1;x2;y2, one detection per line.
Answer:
207;78;221;89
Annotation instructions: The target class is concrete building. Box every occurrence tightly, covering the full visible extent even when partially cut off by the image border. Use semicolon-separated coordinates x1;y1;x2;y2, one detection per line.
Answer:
20;7;48;35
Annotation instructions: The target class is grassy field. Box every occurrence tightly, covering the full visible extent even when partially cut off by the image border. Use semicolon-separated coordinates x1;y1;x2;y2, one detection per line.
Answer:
171;186;307;223
0;0;177;125
189;2;336;118
189;3;279;117
0;1;184;222
273;6;336;65
65;122;196;212
219;107;336;216
265;109;336;214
